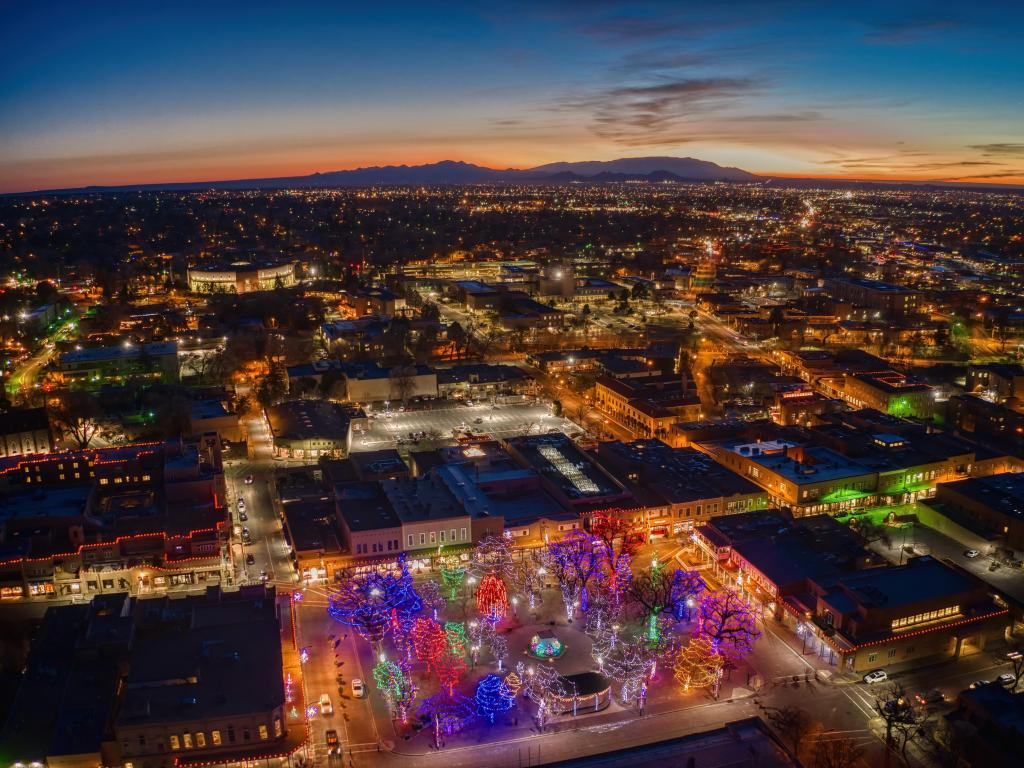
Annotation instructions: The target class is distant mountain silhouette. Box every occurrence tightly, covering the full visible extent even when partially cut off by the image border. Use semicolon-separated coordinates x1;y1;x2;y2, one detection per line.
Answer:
19;156;1023;195
37;156;757;194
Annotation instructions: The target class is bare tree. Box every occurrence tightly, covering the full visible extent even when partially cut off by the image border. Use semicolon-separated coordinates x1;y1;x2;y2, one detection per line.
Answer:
766;705;815;757
390;364;417;405
873;683;922;755
813;737;864;768
51;390;101;449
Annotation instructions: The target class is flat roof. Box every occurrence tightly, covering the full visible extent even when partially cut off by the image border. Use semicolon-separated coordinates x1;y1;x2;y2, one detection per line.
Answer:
267;399;354;441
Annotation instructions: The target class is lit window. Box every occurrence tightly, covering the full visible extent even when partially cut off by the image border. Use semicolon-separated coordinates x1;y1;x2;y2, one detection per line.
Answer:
170;735;180;751
274;717;282;737
211;730;221;745
259;724;269;740
99;478;109;485
196;732;206;747
183;733;193;749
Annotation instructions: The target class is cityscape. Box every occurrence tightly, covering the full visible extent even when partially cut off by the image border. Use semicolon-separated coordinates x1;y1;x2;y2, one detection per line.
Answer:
2;4;1024;768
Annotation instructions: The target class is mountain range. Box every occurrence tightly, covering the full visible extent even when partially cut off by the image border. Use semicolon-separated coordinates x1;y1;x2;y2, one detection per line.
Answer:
22;156;1024;195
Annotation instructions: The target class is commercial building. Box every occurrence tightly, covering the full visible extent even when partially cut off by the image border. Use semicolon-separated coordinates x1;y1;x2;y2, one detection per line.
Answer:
189;399;241;442
265;399;363;459
931;473;1024;553
0;438;228;601
57;341;180;387
835;371;936;420
594;374;702;441
946;682;1024;768
340;361;438;404
435;363;531;401
966;363;1024;403
187;259;297;293
594;439;769;535
825;277;923;318
0;406;52;458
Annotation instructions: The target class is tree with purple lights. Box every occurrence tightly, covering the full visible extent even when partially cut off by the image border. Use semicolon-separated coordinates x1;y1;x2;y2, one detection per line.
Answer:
475;674;515;723
671;569;705;621
698;588;762;662
608;551;632;606
471;533;515;577
418;579;446;620
327;562;422;643
547;529;604;620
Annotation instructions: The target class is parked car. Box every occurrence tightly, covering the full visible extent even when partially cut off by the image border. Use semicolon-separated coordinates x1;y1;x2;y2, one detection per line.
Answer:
245;474;254;484
246;553;256;565
863;670;888;684
351;678;366;698
260;569;269;582
320;693;333;716
325;729;340;756
914;689;944;706
969;679;991;689
964;549;980;559
997;673;1016;687
239;511;248;522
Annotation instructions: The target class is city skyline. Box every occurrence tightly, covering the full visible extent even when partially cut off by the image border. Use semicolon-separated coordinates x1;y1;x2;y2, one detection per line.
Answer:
3;1;1023;193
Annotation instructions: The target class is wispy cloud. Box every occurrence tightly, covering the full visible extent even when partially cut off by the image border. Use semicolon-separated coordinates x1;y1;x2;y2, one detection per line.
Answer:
863;15;961;44
968;143;1024;157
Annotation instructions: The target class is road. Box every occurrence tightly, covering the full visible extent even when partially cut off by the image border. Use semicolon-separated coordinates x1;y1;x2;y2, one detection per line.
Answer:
5;315;78;399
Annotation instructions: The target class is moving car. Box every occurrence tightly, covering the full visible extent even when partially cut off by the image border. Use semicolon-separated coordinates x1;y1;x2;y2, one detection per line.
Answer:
863;670;888;684
239;511;248;521
242;527;251;543
351;678;366;698
964;549;980;559
245;474;254;484
320;693;333;716
914;689;944;706
260;569;269;582
325;729;340;756
246;553;256;565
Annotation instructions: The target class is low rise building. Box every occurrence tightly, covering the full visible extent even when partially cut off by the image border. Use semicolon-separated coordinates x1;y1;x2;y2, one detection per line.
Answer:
931;473;1024;553
966;363;1024;404
340;361;438;404
57;341;180;388
187;258;297;293
0;406;52;458
834;371;936;420
594;374;702;441
265;399;362;459
189;399;240;442
435;363;531;401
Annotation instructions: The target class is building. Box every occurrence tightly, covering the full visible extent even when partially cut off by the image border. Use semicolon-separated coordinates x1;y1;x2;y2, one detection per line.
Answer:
947;394;1024;446
825;277;922;318
265;399;362;459
931;473;1024;553
802;556;1009;673
340;361;438;405
435;363;531;401
946;682;1024;768
835;371;936;420
0;439;228;601
0;406;52;458
346;286;406;317
57;341;180;387
497;293;565;330
189;399;240;442
593;439;769;536
187;259;297;293
966;363;1024;403
594;374;702;441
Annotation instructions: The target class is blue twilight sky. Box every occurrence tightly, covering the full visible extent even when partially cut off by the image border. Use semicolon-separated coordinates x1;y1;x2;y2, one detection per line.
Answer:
1;0;1023;192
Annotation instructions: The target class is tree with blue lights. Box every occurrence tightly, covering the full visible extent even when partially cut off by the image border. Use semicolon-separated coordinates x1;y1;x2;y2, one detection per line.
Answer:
475;674;515;723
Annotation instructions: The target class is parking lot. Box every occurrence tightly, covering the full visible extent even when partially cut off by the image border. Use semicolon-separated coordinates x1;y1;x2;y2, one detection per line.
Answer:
352;401;582;451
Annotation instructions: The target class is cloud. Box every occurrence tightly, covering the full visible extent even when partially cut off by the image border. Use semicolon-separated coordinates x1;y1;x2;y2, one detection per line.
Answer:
968;143;1024;157
946;170;1024;180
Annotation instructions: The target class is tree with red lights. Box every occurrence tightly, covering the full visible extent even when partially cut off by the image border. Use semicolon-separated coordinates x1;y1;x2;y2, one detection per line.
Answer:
476;573;508;621
411;617;448;666
589;510;643;564
698;588;762;662
433;652;468;695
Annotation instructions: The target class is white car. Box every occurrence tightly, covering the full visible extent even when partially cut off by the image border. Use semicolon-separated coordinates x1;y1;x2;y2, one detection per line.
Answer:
963;549;980;559
320;693;333;716
863;670;888;684
351;678;365;698
997;673;1016;687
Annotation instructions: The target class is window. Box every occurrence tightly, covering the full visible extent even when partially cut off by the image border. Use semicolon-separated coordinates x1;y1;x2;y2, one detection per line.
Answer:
211;730;222;746
450;529;456;542
407;534;414;547
419;533;425;545
274;717;283;737
183;733;193;749
440;530;446;543
887;648;897;659
227;726;235;743
99;477;109;485
867;652;878;663
429;531;436;544
196;732;206;748
461;527;467;540
243;728;251;741
138;734;146;747
169;736;180;751
259;724;269;740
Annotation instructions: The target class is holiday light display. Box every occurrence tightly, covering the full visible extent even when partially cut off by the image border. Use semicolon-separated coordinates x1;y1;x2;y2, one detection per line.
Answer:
547;529;604;619
433;652;468;695
698;588;762;662
410;617;448;665
528;629;566;659
417;692;477;747
439;555;466;600
475;674;515;723
671;569;705;621
504;671;522;697
418;579;446;620
444;621;468;657
327;561;421;642
673;635;724;695
600;637;655;704
476;572;508;621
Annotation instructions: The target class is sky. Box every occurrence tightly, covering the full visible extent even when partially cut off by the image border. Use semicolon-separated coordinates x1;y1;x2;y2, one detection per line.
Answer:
2;0;1023;192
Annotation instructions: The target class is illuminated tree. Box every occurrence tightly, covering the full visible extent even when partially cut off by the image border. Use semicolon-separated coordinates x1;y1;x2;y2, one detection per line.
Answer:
411;618;448;666
489;633;509;671
475;674;515;723
522;663;569;732
673;635;724;696
373;658;416;720
439;555;466;600
433;652;468;695
671;569;705;621
444;621;468;657
589;510;643;563
547;529;604;620
418;579;446;620
507;548;546;613
504;671;522;697
626;558;677;644
698;589;762;662
476;573;509;621
601;637;655;704
608;551;633;606
327;565;422;643
471;534;514;577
